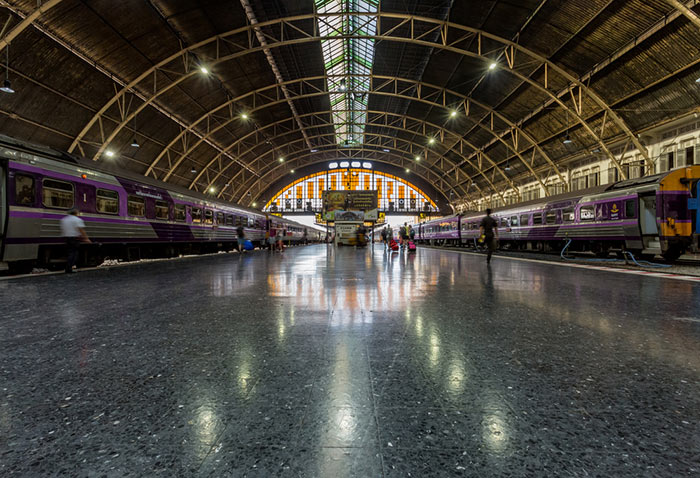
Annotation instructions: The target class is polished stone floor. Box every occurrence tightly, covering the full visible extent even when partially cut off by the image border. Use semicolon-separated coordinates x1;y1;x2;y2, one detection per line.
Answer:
1;245;699;477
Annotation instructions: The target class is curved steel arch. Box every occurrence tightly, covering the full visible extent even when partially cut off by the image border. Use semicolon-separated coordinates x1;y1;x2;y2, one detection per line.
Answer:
204;129;493;203
148;75;563;193
236;146;484;210
190;115;515;202
193;111;547;208
67;13;649;178
0;0;65;51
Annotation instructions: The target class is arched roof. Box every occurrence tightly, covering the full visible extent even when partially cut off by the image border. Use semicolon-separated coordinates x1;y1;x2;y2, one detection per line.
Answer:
0;0;698;209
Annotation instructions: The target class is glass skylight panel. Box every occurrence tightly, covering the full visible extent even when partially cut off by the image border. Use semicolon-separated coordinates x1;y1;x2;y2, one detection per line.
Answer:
315;0;378;145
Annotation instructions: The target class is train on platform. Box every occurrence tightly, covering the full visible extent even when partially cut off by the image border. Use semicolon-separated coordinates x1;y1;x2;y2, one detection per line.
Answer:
414;166;700;262
0;135;322;273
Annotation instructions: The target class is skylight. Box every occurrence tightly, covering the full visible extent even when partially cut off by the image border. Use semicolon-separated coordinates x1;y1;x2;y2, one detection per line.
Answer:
315;0;378;145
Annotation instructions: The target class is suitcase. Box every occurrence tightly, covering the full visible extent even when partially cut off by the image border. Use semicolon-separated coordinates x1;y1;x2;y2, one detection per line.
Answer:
408;241;416;252
390;240;399;251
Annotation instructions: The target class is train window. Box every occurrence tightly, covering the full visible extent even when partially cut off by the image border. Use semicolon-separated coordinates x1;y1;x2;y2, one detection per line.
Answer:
580;206;594;221
127;195;145;217
510;216;518;226
191;207;202;223
15;174;35;205
625;200;636;218
225;214;234;226
248;217;255;227
452;222;458;230
533;213;543;225
563;208;575;223
500;218;509;227
155;200;169;220
545;211;558;225
42;178;74;209
216;212;224;224
96;188;119;215
520;215;529;226
174;204;186;222
204;210;213;225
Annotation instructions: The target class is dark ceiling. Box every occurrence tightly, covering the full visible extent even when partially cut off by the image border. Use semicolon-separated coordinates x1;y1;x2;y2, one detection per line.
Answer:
0;0;698;208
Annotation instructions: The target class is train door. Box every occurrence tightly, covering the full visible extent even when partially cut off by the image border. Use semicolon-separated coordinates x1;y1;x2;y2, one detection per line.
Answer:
639;193;659;251
0;159;6;262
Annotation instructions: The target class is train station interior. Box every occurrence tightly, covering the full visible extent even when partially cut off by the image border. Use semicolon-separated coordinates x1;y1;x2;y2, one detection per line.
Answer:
1;1;700;476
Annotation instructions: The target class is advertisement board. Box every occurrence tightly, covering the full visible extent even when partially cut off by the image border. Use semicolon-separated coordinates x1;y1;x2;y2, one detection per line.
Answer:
322;190;378;220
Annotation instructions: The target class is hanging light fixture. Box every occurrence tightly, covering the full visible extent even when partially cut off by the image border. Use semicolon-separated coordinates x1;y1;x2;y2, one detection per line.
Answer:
191;166;197;173
130;137;140;148
504;160;511;171
563;110;573;144
339;78;347;92
0;46;14;94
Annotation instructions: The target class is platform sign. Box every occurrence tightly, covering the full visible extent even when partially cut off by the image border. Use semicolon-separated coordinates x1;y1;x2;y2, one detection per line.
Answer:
322;190;378;220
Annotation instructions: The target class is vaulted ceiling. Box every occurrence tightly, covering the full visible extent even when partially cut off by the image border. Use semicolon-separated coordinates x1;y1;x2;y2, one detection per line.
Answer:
0;0;699;209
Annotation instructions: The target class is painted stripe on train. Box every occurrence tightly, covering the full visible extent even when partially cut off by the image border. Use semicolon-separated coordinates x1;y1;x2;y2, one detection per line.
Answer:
433;248;700;283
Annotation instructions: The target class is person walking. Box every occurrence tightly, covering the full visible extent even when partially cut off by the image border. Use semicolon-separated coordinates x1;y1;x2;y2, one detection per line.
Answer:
61;208;90;273
380;227;388;246
236;224;246;253
479;208;498;264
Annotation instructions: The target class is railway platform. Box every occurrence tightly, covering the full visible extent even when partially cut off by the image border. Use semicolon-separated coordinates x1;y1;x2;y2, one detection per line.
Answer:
1;245;699;477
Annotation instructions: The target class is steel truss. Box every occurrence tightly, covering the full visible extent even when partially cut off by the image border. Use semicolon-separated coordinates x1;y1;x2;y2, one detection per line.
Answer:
65;14;654;183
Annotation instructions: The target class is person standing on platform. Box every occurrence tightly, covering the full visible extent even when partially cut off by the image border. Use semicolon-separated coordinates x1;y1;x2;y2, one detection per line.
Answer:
61;208;90;273
236;224;245;253
409;224;415;243
380;227;388;246
479;208;498;264
387;225;393;246
276;228;284;252
399;223;408;249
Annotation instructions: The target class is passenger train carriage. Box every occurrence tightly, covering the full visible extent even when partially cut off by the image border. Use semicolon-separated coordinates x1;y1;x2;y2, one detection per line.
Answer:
415;166;700;262
0;136;319;273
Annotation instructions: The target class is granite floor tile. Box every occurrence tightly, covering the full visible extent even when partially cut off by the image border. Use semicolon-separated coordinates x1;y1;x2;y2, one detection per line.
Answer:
1;245;699;476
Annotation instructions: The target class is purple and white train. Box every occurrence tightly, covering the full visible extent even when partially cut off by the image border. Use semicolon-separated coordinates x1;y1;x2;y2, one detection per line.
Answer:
0;136;320;273
415;166;700;262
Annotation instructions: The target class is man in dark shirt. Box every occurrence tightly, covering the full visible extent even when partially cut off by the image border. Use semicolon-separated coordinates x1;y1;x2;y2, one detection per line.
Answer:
236;225;245;252
479;208;498;264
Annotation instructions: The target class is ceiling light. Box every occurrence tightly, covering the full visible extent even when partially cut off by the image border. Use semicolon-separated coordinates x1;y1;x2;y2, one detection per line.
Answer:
362;162;372;168
191;167;197;173
563;133;573;144
209;187;216;193
130;138;140;148
339;78;347;92
428;138;435;145
382;148;390;152
415;156;421;161
241;113;249;120
1;46;14;94
450;110;457;117
200;66;209;74
252;202;257;207
489;62;497;70
0;79;14;94
291;169;295;173
279;157;285;162
405;168;410;173
311;149;318;152
504;161;511;171
351;161;361;168
105;150;115;158
696;77;700;83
